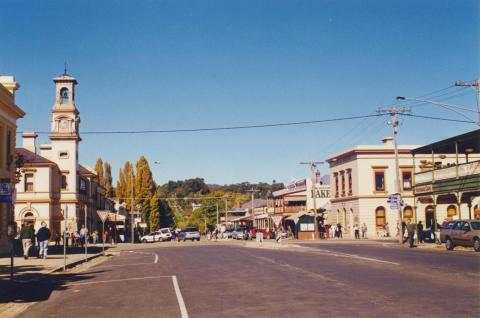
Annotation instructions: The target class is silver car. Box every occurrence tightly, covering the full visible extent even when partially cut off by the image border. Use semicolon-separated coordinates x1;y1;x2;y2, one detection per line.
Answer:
178;227;201;241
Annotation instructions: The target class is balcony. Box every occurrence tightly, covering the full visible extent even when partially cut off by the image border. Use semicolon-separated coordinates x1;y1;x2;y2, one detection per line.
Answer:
415;160;480;185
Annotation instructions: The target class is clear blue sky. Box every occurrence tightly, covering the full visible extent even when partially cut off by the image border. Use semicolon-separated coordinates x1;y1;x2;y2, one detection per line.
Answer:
2;0;478;185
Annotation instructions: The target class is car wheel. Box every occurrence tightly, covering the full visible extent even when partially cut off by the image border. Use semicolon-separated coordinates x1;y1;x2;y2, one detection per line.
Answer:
445;238;454;250
474;238;480;252
142;239;147;243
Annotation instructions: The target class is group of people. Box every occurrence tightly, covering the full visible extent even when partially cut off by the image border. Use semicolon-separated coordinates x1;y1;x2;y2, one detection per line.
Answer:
19;221;51;259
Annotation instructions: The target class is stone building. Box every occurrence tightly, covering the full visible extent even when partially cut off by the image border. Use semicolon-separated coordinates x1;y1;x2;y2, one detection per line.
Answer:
14;73;111;236
0;76;25;255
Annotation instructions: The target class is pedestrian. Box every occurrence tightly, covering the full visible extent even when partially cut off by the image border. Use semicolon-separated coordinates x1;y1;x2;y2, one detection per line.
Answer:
431;221;437;243
354;224;360;239
337;223;343;238
55;231;61;247
275;228;282;244
384;222;390;237
405;220;416;248
37;222;51;259
417;221;424;243
329;224;335;239
92;231;98;245
79;225;88;248
20;222;34;259
361;223;368;239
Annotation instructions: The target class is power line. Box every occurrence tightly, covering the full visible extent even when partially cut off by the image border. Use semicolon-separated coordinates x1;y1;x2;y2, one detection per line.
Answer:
18;113;387;135
398;113;476;123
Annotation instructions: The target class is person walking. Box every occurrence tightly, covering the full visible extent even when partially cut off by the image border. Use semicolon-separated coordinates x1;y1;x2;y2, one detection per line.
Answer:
54;231;61;247
431;220;437;243
416;221;424;243
361;223;368;239
37;222;51;259
405;220;416;248
354;224;360;239
20;222;34;259
337;223;343;238
79;225;88;248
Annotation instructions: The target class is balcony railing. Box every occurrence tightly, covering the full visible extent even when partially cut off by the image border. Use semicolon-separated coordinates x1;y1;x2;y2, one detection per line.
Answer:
415;160;480;184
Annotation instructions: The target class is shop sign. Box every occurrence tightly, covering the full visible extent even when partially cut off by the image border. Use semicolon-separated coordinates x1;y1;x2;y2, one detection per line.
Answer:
415;184;433;194
0;182;12;203
311;189;330;198
287;179;307;191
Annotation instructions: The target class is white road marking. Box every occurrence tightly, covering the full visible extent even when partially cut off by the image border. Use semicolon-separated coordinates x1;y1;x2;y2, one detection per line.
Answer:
299;247;400;265
65;275;172;287
95;262;156;268
172;276;189;318
154;252;159;264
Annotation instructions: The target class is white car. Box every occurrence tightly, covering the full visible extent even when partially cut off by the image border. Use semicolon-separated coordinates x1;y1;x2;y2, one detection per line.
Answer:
141;229;172;243
157;228;172;241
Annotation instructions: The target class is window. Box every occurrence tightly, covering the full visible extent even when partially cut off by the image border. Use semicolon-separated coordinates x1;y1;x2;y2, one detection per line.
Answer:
61;175;68;190
341;172;345;196
447;205;457;217
403;206;413;220
6;131;12;169
79;178;87;192
59;151;69;159
24;173;34;192
347;170;352;195
60;87;69;104
375;207;386;227
334;173;339;197
374;171;385;192
402;171;412;190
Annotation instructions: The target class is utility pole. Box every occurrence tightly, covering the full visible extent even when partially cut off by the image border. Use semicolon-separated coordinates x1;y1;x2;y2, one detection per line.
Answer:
376;107;410;244
247;189;259;228
300;161;323;240
455;80;480;125
216;201;219;226
63;204;68;271
130;167;135;244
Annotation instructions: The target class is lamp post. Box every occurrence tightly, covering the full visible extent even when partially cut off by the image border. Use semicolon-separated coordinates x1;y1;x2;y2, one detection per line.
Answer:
300;161;324;240
130;166;135;244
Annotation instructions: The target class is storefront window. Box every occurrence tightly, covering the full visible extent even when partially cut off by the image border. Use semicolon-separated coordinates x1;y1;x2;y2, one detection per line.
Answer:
447;205;457;217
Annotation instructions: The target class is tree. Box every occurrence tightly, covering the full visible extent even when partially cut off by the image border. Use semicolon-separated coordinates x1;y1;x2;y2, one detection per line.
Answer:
117;161;134;211
149;190;160;231
104;162;113;198
95;158;104;187
135;156;156;227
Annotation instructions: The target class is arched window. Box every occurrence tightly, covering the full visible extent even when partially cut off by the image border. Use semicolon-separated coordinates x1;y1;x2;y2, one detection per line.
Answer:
375;207;386;227
24;212;34;218
403;206;413;221
447;205;457;217
60;87;69;104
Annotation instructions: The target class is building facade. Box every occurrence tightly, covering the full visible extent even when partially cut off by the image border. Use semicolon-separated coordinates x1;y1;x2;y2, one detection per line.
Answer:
0;76;25;255
14;73;110;236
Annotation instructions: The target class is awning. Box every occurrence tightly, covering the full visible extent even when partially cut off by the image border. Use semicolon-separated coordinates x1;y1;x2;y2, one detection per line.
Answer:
285;211;311;224
412;129;479;155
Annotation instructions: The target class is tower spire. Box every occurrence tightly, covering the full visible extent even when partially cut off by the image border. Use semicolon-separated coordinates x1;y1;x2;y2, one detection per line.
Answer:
63;61;67;76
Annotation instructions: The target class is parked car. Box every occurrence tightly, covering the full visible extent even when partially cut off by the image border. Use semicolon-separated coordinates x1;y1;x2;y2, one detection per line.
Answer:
223;228;235;239
440;219;480;252
157;228;172;241
232;227;247;240
177;227;201;242
140;231;160;243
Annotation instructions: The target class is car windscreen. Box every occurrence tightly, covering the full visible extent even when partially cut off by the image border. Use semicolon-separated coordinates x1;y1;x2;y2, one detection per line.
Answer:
160;229;169;233
470;222;480;230
184;228;198;232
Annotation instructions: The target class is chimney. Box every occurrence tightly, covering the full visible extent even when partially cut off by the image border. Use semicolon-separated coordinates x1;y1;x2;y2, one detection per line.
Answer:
0;76;21;99
22;132;38;153
40;144;52;159
382;137;393;146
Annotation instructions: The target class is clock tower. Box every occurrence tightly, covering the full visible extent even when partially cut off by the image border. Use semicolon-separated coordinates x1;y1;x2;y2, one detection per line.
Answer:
49;72;81;201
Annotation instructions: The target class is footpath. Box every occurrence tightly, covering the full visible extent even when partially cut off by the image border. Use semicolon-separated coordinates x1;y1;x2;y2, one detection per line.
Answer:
0;244;114;318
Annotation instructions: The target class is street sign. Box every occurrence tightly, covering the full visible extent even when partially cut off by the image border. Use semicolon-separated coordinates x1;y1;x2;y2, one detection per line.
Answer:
271;215;283;227
0;182;12;203
97;210;110;223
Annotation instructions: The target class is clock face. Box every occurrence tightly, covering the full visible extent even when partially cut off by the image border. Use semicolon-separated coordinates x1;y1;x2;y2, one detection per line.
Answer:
59;119;70;132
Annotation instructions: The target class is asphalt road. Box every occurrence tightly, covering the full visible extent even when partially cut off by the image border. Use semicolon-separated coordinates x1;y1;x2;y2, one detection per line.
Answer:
10;241;480;318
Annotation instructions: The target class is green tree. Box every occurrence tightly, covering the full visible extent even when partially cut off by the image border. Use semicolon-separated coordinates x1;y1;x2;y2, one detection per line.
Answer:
104;162;113;198
95;158;104;187
135;156;156;227
117;161;134;211
149;190;160;231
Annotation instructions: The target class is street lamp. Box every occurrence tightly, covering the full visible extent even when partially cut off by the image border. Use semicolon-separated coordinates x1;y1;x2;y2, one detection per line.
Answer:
396;96;479;125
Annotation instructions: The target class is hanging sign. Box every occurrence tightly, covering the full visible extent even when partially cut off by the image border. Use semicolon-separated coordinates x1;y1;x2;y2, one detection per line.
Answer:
0;182;12;203
97;210;110;223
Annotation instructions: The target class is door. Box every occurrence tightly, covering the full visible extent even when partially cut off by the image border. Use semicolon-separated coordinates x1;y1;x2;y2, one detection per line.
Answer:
425;206;435;228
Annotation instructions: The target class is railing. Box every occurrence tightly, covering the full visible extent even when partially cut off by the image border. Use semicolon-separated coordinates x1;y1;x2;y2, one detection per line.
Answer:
415;160;480;184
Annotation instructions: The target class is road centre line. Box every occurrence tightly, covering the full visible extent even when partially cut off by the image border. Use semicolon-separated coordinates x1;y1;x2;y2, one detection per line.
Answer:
64;275;172;287
298;246;400;266
172;275;189;318
95;262;156;268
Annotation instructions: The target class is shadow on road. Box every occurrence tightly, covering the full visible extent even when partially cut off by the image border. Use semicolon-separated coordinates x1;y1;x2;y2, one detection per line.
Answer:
0;270;108;304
